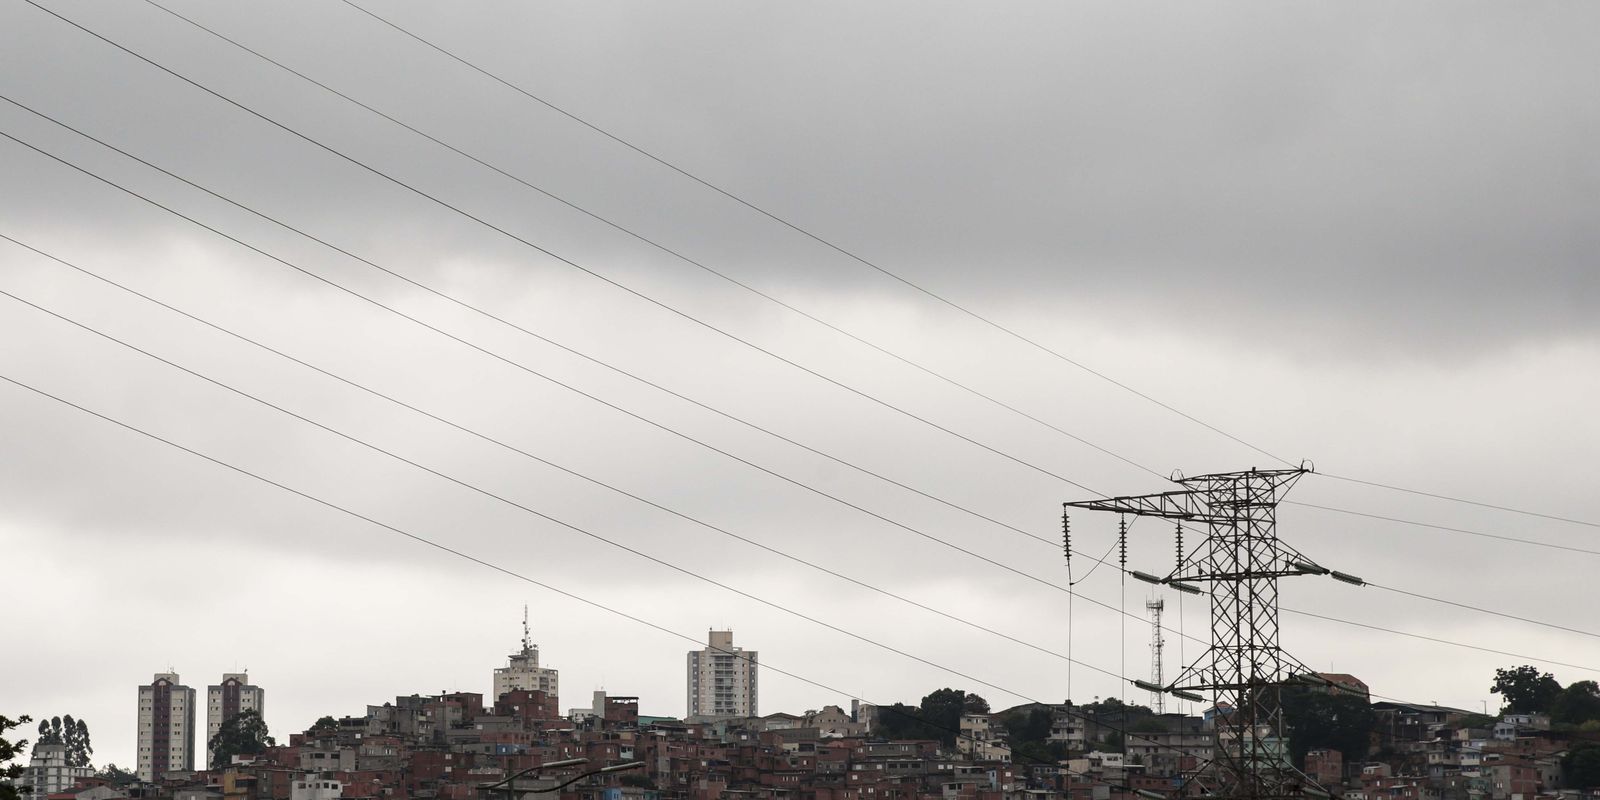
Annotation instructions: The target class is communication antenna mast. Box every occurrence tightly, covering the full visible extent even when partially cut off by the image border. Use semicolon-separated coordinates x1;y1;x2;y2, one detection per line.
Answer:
522;604;533;654
1147;598;1166;714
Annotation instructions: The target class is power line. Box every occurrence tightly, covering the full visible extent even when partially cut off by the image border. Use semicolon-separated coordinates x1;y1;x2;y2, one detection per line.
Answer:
11;7;1595;692
336;0;1295;471
0;126;1176;649
1315;472;1600;531
26;3;1584;600
24;0;1106;497
1365;582;1600;642
0;286;1077;710
1281;607;1600;675
1;230;1140;686
0;91;1066;555
0;368;1213;772
135;0;1166;484
337;1;1600;531
0;371;1071;772
1287;500;1600;558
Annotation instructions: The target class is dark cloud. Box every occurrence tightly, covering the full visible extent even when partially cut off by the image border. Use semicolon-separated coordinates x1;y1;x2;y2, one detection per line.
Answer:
2;0;1597;772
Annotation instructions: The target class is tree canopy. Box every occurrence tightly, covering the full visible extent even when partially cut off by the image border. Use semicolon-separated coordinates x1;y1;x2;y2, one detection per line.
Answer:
1492;666;1563;715
1281;686;1375;769
1564;743;1600;789
209;710;274;768
870;688;991;745
96;763;138;786
32;716;91;768
1553;681;1600;727
2;714;32;800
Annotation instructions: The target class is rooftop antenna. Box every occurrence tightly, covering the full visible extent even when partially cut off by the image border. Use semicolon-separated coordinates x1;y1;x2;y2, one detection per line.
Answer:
522;604;533;654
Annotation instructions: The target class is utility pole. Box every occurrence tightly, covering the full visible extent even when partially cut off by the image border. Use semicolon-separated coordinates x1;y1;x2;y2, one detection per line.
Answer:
1065;466;1358;800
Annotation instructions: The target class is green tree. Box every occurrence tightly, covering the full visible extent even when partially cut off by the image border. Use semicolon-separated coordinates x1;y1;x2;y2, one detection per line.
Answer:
1491;666;1562;715
998;707;1053;747
1281;687;1375;768
96;763;138;786
1564;743;1600;789
209;710;274;768
872;703;923;740
2;714;34;800
917;689;988;745
311;716;338;733
1552;681;1600;726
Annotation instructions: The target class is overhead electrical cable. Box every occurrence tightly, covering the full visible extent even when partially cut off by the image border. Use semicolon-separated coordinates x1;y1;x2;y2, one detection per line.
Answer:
0;346;1218;771
0;286;1109;709
1280;607;1600;674
0;372;1168;777
1;229;1148;682
7;9;1589;677
337;0;1597;528
23;0;1108;497
1286;500;1600;558
19;8;1579;574
135;0;1164;484
335;0;1293;470
0;127;1190;649
1364;582;1600;641
1313;473;1600;531
0;91;1072;554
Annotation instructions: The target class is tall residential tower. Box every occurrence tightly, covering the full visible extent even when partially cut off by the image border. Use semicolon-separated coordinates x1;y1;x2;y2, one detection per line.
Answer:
206;673;265;768
686;630;757;720
492;607;559;702
137;672;196;782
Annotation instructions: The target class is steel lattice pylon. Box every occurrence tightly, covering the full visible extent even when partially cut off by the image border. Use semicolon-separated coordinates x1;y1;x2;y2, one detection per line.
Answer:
1066;467;1326;800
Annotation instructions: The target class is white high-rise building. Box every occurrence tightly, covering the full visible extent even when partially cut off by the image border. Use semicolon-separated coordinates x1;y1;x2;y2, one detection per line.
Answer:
686;630;758;720
18;744;92;800
137;672;196;782
492;607;559;702
206;673;265;767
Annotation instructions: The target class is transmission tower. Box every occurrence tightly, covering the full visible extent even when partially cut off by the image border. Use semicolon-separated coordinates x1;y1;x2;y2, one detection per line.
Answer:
1066;467;1355;800
1147;598;1166;714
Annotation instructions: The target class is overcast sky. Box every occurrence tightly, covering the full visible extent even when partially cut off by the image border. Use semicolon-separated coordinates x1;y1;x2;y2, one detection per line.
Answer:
3;0;1598;771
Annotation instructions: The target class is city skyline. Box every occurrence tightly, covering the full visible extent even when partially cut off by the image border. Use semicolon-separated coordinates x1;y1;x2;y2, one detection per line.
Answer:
3;0;1598;793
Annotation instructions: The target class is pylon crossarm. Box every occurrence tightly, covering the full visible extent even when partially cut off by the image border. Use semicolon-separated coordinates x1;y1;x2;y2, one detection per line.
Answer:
1065;489;1215;521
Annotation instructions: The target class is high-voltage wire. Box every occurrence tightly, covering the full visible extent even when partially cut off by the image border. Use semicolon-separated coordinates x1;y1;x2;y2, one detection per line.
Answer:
23;0;1106;496
333;1;1600;529
334;0;1292;470
0;127;1176;646
1318;472;1600;530
1289;500;1600;553
16;5;1592;582
136;0;1165;484
1365;582;1600;641
5;8;1593;677
0;366;1218;772
1;231;1145;682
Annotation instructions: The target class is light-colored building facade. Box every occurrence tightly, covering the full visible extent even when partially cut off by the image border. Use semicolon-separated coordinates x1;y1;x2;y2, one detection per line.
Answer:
492;612;559;702
18;743;92;800
137;672;197;782
206;673;265;767
686;630;757;720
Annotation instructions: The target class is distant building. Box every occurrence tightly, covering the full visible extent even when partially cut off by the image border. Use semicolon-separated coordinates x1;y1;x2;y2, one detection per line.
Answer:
206;674;264;767
137;672;197;782
686;630;757;719
1311;672;1371;701
492;608;559;704
17;743;92;800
